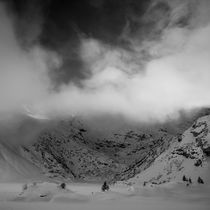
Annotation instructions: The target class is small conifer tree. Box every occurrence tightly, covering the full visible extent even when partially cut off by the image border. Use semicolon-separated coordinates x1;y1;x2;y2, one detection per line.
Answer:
60;182;66;189
101;181;109;192
22;183;28;191
197;177;204;184
182;175;187;182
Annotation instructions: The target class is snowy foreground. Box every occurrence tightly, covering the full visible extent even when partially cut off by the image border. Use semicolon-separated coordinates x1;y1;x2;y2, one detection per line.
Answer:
0;182;210;210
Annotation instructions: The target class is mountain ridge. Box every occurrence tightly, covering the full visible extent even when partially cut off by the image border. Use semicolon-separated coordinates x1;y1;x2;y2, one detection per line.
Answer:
125;115;210;186
0;108;210;183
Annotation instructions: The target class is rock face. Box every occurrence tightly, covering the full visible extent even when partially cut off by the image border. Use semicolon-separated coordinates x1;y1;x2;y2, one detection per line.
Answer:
1;109;210;183
20;119;175;182
126;115;210;186
191;117;210;156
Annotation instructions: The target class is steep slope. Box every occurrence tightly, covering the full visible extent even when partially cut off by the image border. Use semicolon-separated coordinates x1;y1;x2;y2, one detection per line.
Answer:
1;108;210;183
20;118;175;182
0;142;43;182
126;115;210;186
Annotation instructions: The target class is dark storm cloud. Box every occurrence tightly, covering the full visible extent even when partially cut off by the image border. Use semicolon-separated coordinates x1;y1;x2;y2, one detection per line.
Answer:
1;0;210;122
2;0;48;46
4;0;154;84
34;0;191;84
2;0;197;85
5;0;193;85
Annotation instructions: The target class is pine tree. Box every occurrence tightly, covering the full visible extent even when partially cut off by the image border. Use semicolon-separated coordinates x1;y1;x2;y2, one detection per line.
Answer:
22;183;28;191
60;182;66;189
101;181;109;192
197;177;204;184
182;175;187;182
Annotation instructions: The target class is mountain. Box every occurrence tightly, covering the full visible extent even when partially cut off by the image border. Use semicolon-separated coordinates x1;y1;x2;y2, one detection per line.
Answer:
126;115;210;186
20;118;174;182
18;109;210;182
0;109;210;183
0;141;42;182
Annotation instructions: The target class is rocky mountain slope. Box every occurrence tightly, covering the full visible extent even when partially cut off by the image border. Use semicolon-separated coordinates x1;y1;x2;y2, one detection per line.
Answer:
1;109;210;183
126;115;210;186
20;118;174;182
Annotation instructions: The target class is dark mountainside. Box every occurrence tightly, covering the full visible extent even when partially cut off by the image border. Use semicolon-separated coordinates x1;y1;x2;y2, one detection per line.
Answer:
0;108;205;183
21;120;173;182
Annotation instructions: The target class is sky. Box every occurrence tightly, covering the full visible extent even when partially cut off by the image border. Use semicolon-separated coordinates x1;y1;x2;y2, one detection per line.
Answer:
0;0;210;123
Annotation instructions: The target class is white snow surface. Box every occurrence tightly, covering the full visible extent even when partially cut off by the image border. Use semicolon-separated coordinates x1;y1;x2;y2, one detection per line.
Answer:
0;181;210;210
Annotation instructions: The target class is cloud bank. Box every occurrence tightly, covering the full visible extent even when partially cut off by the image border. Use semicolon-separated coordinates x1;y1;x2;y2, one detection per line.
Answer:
1;0;210;123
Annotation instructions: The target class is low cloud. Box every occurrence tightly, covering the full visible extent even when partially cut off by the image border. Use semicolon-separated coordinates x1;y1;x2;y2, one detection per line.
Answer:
0;3;58;120
1;0;210;123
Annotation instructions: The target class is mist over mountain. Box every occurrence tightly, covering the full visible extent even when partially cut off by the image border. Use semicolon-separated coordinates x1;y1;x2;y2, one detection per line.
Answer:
0;0;210;123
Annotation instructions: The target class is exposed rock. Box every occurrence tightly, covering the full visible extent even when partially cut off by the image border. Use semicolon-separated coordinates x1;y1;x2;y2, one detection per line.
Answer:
124;114;210;186
203;147;210;156
21;119;174;182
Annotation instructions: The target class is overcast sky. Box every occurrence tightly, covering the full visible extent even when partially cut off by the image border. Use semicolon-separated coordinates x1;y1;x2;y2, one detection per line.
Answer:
0;0;210;122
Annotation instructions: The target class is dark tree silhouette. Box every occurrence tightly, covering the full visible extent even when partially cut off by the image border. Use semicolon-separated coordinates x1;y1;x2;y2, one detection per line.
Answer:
189;178;192;184
197;177;204;184
22;183;28;191
101;181;109;192
182;175;188;182
60;182;66;189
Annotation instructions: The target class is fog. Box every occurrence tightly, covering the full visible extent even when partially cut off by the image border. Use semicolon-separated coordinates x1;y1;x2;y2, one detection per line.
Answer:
0;0;210;123
0;4;52;117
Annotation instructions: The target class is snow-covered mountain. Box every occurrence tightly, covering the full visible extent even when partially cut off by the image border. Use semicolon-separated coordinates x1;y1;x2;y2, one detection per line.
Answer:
20;118;175;182
0;109;210;184
126;115;210;186
0;141;43;182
